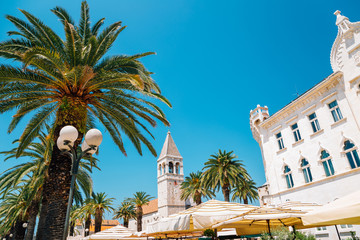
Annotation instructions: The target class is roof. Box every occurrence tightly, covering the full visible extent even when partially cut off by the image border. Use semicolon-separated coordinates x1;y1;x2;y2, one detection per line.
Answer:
91;219;119;226
142;198;158;215
260;71;341;127
76;219;119;227
158;131;182;159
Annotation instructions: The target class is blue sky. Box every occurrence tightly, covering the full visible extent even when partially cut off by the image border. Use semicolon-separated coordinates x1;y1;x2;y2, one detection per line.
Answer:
0;0;357;214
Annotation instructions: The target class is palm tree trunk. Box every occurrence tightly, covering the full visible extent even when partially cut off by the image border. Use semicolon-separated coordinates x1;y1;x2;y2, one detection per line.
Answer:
136;207;143;232
195;192;202;205
222;185;230;202
94;210;102;233
36;118;85;240
36;143;72;240
244;196;248;205
70;222;75;236
85;214;91;236
35;200;48;240
13;220;27;240
124;218;129;228
24;200;40;240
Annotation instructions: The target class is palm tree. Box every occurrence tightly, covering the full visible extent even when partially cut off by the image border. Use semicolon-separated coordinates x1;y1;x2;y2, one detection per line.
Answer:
0;129;98;240
180;171;215;205
231;179;258;204
0;1;170;237
113;200;136;228
130;191;153;232
87;192;114;233
0;186;31;240
202;150;249;202
77;198;94;236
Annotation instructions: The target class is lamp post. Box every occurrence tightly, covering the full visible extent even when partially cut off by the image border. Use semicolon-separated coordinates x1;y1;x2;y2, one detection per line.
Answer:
57;126;103;240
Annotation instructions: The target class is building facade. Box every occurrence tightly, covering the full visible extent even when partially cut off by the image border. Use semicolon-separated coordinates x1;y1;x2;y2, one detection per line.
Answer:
250;11;360;239
128;131;190;232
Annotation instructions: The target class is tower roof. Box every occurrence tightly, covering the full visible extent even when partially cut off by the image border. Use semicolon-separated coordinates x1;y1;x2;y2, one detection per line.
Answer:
158;131;182;159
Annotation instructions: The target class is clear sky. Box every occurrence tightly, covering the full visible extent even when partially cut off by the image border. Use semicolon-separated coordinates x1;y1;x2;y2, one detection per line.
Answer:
0;0;358;215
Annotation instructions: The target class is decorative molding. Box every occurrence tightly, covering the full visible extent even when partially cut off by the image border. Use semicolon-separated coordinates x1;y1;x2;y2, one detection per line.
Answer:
292;139;304;148
301;104;316;115
270;125;282;133
330;117;347;128
320;91;337;103
259;72;342;129
285;115;298;125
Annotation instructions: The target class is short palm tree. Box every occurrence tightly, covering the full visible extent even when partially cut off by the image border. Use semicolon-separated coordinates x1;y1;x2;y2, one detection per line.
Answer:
202;150;249;202
113;200;136;228
180;171;215;205
130;191;153;232
231;179;258;204
0;186;31;240
0;1;170;237
87;192;114;233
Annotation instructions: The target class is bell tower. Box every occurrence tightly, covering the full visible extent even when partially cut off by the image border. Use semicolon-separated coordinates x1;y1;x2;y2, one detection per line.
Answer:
157;131;185;218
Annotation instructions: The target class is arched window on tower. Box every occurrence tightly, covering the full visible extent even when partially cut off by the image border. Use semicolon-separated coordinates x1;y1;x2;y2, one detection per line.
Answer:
169;162;174;173
175;163;180;174
301;159;313;183
162;163;165;174
320;150;335;177
159;164;162;176
344;140;360;169
284;165;294;189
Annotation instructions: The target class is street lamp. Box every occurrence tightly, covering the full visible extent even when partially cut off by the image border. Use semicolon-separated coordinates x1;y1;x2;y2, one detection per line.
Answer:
58;126;103;240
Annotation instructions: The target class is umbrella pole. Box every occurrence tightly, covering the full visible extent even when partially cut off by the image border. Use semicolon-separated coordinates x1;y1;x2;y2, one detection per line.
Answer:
334;225;341;240
266;220;273;239
292;226;296;240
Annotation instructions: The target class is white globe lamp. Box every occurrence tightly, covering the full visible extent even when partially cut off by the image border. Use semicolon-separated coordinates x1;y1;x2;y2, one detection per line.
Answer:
81;141;97;155
57;136;72;151
59;125;78;142
85;129;103;147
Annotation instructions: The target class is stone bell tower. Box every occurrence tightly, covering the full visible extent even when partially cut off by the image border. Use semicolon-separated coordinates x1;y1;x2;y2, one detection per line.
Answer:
157;131;185;218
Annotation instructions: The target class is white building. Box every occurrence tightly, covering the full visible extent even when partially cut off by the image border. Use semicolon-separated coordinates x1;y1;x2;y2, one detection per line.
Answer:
128;131;192;231
250;11;360;240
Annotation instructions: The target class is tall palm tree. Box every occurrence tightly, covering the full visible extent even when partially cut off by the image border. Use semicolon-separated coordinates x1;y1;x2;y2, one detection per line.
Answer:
113;200;136;228
180;171;215;205
0;129;98;240
0;1;170;238
130;191;153;232
87;192;114;233
231;179;258;204
202;150;249;202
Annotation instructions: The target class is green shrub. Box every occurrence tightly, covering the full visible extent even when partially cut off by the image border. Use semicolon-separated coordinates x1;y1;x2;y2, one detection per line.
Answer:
261;227;315;240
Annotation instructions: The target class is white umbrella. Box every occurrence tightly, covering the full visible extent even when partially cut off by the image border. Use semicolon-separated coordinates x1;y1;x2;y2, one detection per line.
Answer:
302;190;360;226
81;225;145;240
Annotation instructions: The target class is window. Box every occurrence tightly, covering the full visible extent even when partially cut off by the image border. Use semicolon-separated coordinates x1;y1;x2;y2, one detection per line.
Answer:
276;132;285;150
175;163;180;174
328;100;343;122
340;224;353;229
343;140;360;169
301;159;313;183
159;165;162;175
308;113;321;133
284;165;294;188
320;150;335;177
291;123;301;142
316;227;327;231
169;162;174;173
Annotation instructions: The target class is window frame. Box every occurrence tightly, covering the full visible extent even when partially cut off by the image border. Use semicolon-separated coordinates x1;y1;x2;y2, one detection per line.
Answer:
283;165;294;189
300;159;313;183
276;132;285;150
320;151;335;177
308;112;321;133
343;140;360;169
291;123;302;142
328;100;343;122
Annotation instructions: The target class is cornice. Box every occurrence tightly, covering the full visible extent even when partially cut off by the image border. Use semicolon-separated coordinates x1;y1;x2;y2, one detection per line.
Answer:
259;71;342;129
